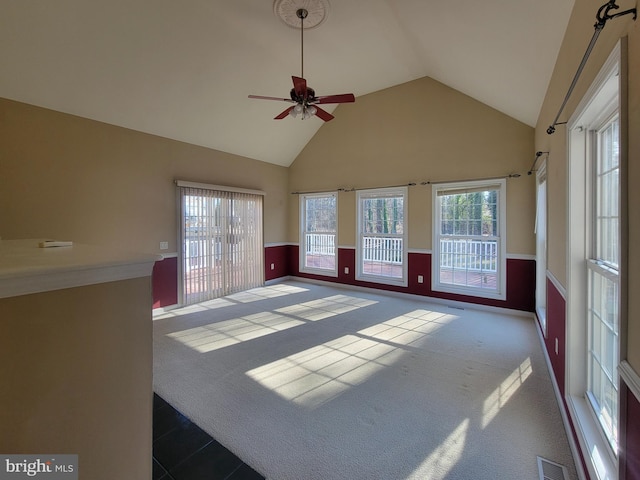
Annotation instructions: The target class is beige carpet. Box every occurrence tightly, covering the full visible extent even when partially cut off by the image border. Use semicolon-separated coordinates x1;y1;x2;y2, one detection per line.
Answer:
153;280;578;480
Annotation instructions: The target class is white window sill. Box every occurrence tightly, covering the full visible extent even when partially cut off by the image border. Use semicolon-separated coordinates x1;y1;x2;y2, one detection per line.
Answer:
536;306;547;337
567;395;617;480
300;267;338;278
432;284;506;301
355;274;407;288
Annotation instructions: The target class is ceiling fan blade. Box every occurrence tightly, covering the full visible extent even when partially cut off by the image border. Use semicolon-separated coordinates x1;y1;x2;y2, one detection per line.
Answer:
274;106;295;119
292;76;307;98
315;93;355;104
248;95;294;102
314;106;334;122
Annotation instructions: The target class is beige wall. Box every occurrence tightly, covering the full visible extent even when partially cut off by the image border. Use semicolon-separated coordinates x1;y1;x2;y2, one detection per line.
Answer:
534;1;639;368
0;98;289;253
289;76;535;254
0;277;153;480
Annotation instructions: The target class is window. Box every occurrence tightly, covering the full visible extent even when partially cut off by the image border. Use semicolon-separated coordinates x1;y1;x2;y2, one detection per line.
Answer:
432;179;506;300
566;42;622;480
356;187;407;286
587;114;620;451
178;183;264;305
300;193;337;276
536;165;548;333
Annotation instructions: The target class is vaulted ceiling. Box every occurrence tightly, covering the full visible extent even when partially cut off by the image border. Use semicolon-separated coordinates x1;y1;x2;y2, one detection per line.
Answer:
0;0;574;167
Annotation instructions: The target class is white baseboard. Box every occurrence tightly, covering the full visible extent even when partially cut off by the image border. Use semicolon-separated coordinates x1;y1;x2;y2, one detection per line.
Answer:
288;275;533;318
535;324;587;480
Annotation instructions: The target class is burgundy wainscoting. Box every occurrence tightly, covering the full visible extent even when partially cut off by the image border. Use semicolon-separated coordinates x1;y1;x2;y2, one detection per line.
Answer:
425;258;535;311
152;256;178;309
407;252;431;296
545;278;566;396
264;245;290;281
505;259;536;312
289;247;535;313
287;244;300;278
622;382;640;480
337;248;355;283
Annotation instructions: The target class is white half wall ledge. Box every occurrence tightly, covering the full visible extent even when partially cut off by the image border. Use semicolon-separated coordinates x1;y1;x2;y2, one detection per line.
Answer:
0;239;158;299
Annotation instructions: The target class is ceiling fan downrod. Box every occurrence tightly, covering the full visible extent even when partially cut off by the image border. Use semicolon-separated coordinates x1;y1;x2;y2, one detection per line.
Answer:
297;8;308;79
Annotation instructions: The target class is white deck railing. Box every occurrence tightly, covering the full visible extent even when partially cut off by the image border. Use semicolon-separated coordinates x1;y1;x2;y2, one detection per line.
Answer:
362;237;403;264
305;233;335;256
439;238;497;272
305;234;404;264
303;234;498;272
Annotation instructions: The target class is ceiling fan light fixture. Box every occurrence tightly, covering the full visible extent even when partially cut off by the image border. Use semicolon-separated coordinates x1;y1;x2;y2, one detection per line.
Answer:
290;103;304;118
290;104;317;120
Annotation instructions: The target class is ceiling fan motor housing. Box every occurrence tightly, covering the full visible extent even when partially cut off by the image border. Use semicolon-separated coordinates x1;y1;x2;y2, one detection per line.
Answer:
290;86;316;102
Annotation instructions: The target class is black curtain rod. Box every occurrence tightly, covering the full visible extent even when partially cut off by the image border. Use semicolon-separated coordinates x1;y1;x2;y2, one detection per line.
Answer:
528;151;549;175
547;0;636;135
290;174;522;195
291;183;418;195
420;173;521;186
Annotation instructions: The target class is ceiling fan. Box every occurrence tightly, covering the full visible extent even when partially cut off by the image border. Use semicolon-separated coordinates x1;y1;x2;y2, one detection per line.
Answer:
248;7;355;122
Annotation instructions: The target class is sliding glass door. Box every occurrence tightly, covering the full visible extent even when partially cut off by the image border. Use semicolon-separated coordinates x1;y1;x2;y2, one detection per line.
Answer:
179;185;263;305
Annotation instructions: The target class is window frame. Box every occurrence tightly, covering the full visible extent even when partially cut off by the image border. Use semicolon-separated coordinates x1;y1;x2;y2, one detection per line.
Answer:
586;112;620;453
536;162;548;335
432;179;507;301
356;187;408;287
299;192;338;277
565;41;623;480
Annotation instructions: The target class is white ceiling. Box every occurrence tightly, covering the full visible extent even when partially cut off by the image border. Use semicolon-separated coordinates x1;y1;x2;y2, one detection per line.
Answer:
0;0;575;167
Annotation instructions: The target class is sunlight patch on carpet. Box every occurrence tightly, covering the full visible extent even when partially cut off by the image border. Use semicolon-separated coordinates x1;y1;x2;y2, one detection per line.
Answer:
226;284;309;303
166;312;304;353
246;334;404;408
358;309;457;346
482;356;532;428
275;294;378;321
245;310;454;408
154;284;309;320
409;418;470;480
154;297;237;319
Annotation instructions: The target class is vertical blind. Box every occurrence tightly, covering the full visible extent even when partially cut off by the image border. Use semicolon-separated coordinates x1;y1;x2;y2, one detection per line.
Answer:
178;184;264;305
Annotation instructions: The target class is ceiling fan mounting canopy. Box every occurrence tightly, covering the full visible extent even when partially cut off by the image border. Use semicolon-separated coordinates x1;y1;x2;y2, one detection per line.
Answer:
273;0;329;30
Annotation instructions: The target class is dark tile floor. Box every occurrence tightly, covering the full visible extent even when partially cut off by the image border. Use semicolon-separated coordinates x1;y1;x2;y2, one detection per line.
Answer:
153;393;264;480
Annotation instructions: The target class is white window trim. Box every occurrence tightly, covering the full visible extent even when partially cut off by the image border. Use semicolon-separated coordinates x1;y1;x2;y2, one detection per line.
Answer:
431;179;507;301
299;192;338;277
536;162;548;336
356;187;408;287
566;41;621;480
